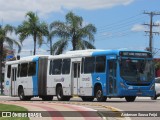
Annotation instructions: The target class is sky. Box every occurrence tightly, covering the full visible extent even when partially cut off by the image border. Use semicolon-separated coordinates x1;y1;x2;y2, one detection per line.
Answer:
1;0;160;57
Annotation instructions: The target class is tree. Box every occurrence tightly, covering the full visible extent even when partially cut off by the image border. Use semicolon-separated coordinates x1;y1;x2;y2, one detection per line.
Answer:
50;12;97;55
17;11;48;55
47;25;57;55
0;24;21;94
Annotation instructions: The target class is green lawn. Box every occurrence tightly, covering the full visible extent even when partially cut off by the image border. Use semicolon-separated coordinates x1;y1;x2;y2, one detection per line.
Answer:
0;104;29;120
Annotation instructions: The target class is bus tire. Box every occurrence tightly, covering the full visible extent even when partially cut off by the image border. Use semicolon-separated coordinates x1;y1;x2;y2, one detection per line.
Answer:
81;97;94;101
151;93;157;100
125;96;136;102
95;86;107;102
56;86;65;101
18;88;25;101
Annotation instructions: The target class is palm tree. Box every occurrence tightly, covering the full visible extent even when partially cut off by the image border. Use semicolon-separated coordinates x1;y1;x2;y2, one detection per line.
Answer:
0;24;21;94
17;11;48;55
47;25;57;55
50;12;97;55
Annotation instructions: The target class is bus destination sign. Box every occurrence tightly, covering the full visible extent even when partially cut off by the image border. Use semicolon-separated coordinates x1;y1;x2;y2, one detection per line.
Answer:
120;52;152;58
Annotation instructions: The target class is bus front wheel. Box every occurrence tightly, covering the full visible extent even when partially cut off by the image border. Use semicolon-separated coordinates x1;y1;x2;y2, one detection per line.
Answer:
151;92;157;100
95;86;107;102
125;96;136;102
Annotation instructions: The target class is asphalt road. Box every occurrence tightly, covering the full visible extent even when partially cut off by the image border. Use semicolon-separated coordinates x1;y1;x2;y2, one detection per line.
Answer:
0;96;160;120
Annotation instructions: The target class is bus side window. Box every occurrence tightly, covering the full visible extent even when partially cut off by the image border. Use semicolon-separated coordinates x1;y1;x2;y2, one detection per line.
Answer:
7;65;11;78
28;62;36;76
18;64;21;77
84;57;95;74
49;60;53;75
20;63;28;77
96;56;106;73
62;59;71;74
81;58;84;74
52;59;62;75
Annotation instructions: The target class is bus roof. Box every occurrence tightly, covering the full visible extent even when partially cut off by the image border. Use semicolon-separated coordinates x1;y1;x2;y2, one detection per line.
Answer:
5;49;151;65
5;55;52;65
49;49;150;59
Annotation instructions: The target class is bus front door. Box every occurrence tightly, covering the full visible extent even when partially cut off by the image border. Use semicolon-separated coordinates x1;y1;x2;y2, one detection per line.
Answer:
108;59;117;95
72;62;80;95
11;67;17;96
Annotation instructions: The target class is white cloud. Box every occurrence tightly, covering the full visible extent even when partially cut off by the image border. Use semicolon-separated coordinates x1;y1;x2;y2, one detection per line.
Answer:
0;0;134;22
102;32;112;37
155;20;160;24
17;48;49;57
16;38;50;56
131;24;147;32
131;20;160;33
5;32;50;57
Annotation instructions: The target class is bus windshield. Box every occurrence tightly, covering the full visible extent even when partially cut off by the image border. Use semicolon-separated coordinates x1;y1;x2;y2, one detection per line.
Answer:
120;59;154;83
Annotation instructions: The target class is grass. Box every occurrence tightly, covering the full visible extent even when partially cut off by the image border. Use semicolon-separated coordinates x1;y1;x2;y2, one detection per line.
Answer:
0;104;29;120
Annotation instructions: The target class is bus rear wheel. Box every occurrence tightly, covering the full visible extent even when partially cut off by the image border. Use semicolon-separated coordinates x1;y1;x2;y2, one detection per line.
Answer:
95;86;107;102
56;86;66;101
125;96;136;102
56;86;71;101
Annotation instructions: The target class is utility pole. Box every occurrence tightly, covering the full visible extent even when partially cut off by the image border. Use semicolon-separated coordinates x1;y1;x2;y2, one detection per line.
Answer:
143;11;160;53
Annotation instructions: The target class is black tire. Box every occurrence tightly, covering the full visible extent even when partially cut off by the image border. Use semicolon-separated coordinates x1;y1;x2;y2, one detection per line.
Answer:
81;97;94;101
125;96;136;102
56;86;65;101
42;96;53;101
19;88;27;101
95;86;107;102
151;93;157;100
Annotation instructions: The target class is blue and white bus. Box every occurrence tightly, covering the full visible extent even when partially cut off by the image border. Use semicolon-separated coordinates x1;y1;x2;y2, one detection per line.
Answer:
4;49;155;102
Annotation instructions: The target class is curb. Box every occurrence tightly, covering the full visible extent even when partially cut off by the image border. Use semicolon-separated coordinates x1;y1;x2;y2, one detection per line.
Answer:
56;101;131;120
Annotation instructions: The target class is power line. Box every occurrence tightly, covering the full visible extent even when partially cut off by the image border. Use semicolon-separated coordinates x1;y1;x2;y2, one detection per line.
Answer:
97;13;142;29
95;31;136;41
97;17;145;34
96;14;146;40
98;17;145;32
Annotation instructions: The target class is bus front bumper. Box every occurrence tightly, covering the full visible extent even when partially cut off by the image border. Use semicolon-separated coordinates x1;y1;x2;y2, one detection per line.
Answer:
119;89;155;97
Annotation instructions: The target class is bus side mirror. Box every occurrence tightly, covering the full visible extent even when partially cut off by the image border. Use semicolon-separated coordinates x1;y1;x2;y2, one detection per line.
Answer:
17;55;20;60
